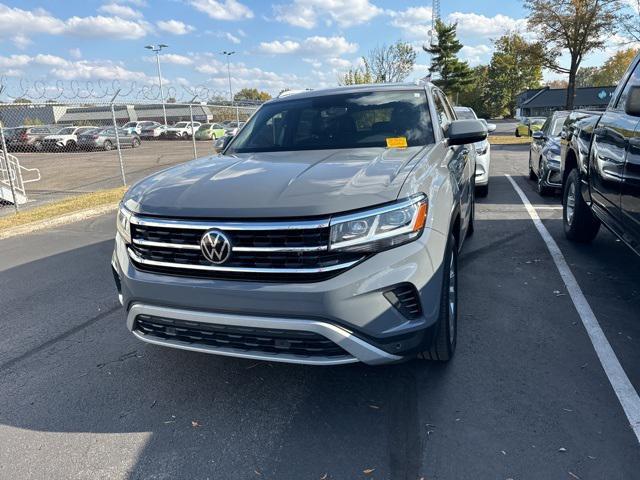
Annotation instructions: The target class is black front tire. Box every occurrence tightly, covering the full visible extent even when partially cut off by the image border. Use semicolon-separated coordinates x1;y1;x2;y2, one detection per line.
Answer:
515;129;521;138
563;168;600;242
528;153;536;180
417;234;458;362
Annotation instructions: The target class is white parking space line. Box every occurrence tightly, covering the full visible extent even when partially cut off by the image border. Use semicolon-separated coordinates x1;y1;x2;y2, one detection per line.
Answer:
505;174;640;443
534;205;562;210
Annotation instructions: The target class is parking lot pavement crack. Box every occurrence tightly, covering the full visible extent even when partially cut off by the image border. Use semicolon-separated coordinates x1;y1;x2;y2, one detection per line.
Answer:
0;303;120;375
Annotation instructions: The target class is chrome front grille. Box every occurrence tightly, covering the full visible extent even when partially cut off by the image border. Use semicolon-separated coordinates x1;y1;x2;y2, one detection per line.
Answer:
128;216;366;281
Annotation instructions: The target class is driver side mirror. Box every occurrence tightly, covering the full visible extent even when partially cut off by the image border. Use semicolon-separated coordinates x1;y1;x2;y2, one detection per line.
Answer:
532;131;545;140
625;86;640;117
214;134;234;153
445;120;487;146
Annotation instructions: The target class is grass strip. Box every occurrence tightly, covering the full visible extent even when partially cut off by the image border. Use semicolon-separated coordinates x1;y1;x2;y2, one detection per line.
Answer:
0;186;126;231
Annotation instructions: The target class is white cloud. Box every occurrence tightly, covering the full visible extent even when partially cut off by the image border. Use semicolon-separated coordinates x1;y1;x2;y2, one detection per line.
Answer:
98;3;142;19
13;34;32;49
189;0;253;21
389;6;433;41
460;44;492;66
50;60;152;82
274;0;382;29
69;48;82;59
224;32;241;44
326;57;353;68
259;36;358;56
157;19;195;35
145;53;193;65
0;54;32;69
447;12;527;38
0;4;152;44
64;16;151;39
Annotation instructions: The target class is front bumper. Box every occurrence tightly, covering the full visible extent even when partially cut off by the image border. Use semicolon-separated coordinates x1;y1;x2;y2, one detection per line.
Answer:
540;160;562;187
475;151;490;186
112;227;448;365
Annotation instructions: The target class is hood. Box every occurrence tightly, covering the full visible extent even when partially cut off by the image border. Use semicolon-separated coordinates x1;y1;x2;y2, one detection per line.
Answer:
124;146;428;218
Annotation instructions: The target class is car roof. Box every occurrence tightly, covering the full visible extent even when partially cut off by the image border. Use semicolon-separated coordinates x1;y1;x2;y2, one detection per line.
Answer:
267;82;432;103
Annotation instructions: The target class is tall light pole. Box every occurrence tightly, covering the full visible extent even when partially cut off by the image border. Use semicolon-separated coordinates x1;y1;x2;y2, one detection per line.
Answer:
145;44;169;128
220;51;235;104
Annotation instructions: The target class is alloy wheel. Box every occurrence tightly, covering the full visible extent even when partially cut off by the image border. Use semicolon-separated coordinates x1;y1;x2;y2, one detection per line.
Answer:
566;181;576;226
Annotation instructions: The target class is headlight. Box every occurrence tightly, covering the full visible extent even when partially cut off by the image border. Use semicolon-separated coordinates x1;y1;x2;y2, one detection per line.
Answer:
116;205;132;243
329;195;427;252
547;151;561;163
475;140;489;156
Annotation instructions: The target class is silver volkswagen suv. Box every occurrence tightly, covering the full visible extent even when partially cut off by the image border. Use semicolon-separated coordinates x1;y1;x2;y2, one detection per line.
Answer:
112;83;486;365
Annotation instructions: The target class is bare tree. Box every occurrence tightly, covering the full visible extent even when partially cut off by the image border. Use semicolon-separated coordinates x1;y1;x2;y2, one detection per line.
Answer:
526;0;624;109
340;41;416;85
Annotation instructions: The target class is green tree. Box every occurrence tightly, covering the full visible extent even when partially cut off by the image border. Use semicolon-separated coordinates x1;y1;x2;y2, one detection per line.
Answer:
482;33;542;117
592;48;639;86
234;88;272;102
576;66;600;87
526;0;624;109
340;65;374;85
457;66;493;118
424;20;473;98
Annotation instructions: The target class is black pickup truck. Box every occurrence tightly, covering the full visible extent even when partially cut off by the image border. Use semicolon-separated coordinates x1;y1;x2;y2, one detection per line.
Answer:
560;54;640;256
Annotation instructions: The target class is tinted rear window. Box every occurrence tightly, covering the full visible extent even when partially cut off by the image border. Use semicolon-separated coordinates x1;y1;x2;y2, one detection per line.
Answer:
228;90;434;153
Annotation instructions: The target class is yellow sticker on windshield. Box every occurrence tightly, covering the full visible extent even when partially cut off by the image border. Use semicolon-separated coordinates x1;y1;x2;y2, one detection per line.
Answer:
386;137;408;148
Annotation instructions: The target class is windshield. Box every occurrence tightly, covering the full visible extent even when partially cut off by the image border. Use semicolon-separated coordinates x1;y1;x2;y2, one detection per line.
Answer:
455;108;477;120
174;122;189;128
58;127;76;135
550;116;568;136
228;90;434;153
198;124;212;130
123;122;137;128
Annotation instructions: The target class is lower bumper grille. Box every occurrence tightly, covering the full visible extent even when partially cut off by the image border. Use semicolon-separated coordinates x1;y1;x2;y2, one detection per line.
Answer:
134;314;349;358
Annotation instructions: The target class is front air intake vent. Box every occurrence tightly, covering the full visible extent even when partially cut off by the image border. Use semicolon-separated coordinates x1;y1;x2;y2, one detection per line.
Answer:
384;284;422;319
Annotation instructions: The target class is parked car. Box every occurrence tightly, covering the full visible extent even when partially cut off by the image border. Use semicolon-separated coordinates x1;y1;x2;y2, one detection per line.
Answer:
7;126;60;151
194;123;226;141
223;121;245;136
515;117;545;137
165;121;201;139
77;127;141;151
43;126;97;151
0;127;18;150
139;122;167;139
529;111;569;195
112;83;487;365
453;106;495;197
560;52;640;256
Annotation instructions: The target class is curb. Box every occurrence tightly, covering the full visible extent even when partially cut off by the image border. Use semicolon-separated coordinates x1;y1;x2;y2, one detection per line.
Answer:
0;203;118;240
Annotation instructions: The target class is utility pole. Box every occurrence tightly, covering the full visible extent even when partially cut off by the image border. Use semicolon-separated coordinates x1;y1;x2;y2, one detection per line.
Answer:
145;44;169;128
220;51;235;104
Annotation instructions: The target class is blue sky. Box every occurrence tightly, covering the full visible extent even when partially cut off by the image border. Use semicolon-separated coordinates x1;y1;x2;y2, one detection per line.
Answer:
0;0;635;100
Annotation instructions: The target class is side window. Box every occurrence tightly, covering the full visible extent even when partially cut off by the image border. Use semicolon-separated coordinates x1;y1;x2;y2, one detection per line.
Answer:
615;60;640;110
432;90;453;134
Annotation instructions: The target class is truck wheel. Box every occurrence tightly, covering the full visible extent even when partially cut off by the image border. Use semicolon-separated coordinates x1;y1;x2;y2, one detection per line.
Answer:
103;140;113;151
34;140;43;152
563;168;600;243
417;233;457;362
67;140;77;151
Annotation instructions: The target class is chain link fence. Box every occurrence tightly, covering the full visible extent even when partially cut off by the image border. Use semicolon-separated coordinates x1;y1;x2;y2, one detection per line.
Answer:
0;100;259;215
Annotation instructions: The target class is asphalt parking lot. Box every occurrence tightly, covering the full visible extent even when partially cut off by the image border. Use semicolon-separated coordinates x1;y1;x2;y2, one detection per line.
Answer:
1;140;216;211
0;145;638;479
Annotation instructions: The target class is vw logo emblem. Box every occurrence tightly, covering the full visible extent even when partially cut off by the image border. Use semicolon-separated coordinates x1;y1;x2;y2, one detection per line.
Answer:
200;229;232;265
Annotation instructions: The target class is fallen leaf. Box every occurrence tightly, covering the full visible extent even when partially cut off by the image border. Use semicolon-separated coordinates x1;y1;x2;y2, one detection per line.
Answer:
501;450;507;455
369;404;380;410
363;468;375;475
191;421;201;428
254;469;262;476
568;472;580;479
320;474;328;480
558;447;567;453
